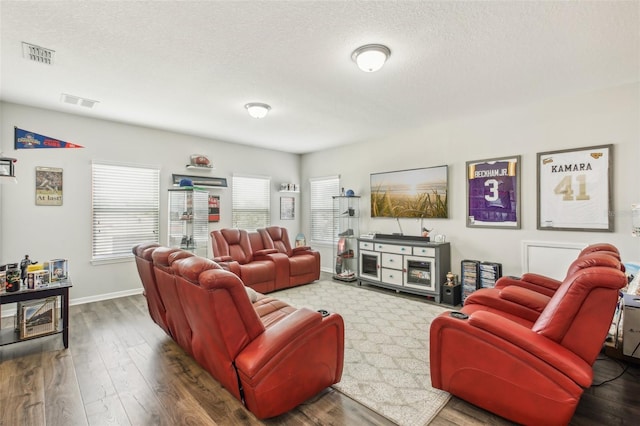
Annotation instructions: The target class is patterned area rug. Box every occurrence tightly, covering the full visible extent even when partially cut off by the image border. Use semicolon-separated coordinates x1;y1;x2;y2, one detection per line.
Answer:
273;280;451;426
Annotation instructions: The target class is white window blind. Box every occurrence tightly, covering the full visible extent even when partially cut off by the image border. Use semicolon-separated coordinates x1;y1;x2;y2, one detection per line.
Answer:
232;175;271;231
310;176;340;243
92;162;160;261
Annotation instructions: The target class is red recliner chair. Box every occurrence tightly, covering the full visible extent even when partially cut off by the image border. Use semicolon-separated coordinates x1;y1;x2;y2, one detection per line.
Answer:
493;242;621;297
464;251;625;323
151;246;195;354
430;265;627;425
210;228;286;293
171;254;344;419
259;226;320;288
132;243;169;335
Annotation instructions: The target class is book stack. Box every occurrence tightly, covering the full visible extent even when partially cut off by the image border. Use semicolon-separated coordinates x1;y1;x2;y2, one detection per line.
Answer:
461;260;480;303
479;262;503;288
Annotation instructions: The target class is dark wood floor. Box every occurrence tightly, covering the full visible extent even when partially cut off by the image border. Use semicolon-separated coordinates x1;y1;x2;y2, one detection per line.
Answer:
1;287;639;425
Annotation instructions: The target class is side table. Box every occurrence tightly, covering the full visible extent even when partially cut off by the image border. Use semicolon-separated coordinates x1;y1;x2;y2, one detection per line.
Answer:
0;280;72;348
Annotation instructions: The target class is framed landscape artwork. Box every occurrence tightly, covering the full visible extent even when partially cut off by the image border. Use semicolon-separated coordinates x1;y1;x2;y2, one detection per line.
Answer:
370;165;448;218
537;144;613;232
466;155;521;229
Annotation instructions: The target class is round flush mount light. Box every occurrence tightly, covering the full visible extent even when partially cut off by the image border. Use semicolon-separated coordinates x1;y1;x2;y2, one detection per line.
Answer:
244;102;271;119
351;44;391;72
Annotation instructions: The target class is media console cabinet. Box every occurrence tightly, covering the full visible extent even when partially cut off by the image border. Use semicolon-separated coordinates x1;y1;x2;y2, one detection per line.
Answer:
357;235;451;303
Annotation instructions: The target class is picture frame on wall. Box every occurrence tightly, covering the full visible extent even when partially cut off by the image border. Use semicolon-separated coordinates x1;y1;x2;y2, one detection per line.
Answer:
466;155;521;229
208;194;220;222
537;144;613;232
280;196;295;220
35;166;63;206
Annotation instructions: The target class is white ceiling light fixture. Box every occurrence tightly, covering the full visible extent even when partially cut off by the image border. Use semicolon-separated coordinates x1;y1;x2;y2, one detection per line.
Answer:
245;102;271;119
351;44;391;72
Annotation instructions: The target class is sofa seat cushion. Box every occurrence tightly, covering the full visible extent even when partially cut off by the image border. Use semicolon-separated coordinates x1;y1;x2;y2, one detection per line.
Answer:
288;255;316;276
239;260;275;283
252;297;297;328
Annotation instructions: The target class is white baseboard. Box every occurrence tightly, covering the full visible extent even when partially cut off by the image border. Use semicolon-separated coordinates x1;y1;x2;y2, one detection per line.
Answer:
1;287;144;319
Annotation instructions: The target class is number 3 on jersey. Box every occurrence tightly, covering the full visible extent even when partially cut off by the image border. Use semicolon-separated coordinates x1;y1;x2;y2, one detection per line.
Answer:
553;174;590;201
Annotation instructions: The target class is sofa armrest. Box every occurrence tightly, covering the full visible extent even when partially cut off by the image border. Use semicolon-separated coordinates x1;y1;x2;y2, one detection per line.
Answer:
499;286;551;313
495;274;561;297
235;308;326;376
254;248;279;257
519;273;562;290
292;246;312;254
468;311;592;387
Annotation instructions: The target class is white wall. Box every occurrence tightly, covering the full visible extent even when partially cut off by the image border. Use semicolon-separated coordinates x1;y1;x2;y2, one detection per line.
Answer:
2;83;638;303
301;83;640;276
1;102;301;302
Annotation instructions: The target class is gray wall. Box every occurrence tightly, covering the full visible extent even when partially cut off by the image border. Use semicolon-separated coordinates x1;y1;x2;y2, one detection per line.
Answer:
1;102;301;303
300;83;640;276
2;82;638;306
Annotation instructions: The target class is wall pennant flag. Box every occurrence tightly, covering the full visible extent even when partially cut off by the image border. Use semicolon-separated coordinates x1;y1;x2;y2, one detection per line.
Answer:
14;127;84;149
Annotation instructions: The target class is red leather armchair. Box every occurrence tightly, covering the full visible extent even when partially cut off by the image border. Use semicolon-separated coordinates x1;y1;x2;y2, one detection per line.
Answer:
463;252;625;323
493;242;621;297
170;254;344;419
151;246;195;354
210;228;287;293
430;265;627;425
259;226;320;288
132;243;169;335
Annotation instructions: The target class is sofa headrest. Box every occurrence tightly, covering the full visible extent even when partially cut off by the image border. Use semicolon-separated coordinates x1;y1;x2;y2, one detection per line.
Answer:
221;228;242;244
266;226;284;240
579;243;620;259
152;247;185;268
568;252;622;276
168;250;194;265
172;256;221;284
133;242;160;260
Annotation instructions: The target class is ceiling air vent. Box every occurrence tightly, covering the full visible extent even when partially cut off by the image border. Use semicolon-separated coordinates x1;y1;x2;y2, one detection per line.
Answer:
22;42;55;65
61;93;99;109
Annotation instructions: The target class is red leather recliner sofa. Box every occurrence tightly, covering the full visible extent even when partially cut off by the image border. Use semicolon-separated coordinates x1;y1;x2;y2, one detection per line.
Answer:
463;251;625;323
430;256;627;425
132;243;344;419
259;226;321;287
491;242;621;298
210;227;320;293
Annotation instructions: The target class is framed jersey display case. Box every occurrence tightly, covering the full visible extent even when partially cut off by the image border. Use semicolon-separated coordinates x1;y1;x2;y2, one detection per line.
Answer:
537;144;613;232
466;155;521;229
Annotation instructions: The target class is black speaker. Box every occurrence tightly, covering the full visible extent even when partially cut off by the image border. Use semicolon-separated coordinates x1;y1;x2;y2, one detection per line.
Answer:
442;284;462;306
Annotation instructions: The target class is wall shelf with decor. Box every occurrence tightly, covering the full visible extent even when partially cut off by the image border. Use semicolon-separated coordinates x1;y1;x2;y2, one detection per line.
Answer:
186;164;214;170
279;183;299;193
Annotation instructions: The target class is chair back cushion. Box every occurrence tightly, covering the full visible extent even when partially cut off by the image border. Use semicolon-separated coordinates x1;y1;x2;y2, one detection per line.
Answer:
260;226;293;256
212;229;253;264
151;247;195;353
578;242;620;259
532;263;626;363
132;243;169;333
172;255;265;400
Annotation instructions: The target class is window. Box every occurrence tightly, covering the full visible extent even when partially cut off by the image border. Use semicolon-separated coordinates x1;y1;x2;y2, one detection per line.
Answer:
232;175;270;231
92;162;160;261
310;176;340;243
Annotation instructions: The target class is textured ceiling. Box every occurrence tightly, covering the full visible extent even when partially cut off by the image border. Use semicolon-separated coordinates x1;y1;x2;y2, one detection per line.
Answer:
1;1;638;154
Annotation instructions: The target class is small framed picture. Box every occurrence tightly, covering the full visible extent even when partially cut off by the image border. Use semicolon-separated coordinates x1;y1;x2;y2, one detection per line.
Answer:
280;197;295;220
537;144;613;232
49;259;68;282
